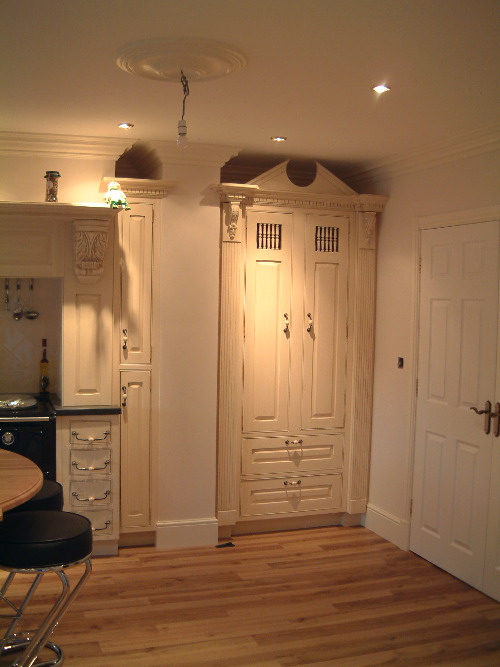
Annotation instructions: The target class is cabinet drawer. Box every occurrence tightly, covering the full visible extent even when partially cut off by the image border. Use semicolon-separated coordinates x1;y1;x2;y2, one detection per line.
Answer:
242;434;343;474
77;509;114;536
240;473;342;517
70;448;112;475
70;421;111;445
69;480;112;506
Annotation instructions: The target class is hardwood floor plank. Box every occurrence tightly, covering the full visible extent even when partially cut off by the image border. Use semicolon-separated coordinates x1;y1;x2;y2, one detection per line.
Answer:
1;526;499;666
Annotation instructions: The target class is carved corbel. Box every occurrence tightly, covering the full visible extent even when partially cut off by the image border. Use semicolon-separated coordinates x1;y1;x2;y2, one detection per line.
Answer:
361;212;377;249
73;219;109;283
224;200;243;241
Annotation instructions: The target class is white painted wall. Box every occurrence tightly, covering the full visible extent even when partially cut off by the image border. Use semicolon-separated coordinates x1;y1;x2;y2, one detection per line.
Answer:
365;149;500;548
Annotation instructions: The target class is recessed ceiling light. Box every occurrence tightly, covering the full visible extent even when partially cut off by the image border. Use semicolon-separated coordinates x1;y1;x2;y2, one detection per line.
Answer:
271;136;287;142
373;84;391;94
118;122;135;129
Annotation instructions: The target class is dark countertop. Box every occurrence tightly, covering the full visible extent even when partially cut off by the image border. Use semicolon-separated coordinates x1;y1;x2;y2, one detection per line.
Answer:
49;395;121;416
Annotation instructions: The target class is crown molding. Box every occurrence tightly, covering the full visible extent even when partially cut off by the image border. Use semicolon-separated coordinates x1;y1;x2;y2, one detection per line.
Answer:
0;132;133;161
100;177;175;199
343;122;500;187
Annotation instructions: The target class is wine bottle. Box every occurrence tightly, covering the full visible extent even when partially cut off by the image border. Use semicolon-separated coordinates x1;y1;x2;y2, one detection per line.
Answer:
40;338;50;393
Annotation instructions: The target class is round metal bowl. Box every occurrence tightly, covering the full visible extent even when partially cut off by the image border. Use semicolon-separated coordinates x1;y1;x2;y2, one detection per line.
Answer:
0;394;37;409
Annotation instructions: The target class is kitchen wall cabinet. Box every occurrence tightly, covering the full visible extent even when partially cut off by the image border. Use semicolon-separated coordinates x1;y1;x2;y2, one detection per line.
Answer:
57;414;120;555
214;161;387;531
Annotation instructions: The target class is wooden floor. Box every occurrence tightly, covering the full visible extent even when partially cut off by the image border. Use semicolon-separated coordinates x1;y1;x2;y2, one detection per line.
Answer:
1;526;499;666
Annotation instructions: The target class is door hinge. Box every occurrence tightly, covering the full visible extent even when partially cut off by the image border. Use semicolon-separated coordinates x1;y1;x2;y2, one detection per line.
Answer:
416;378;419;397
410;499;413;516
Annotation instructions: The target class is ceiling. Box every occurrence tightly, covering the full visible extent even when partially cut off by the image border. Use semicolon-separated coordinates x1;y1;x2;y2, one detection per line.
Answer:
1;0;499;178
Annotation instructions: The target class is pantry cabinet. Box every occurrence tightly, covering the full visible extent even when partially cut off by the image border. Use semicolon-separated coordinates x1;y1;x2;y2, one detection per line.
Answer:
214;161;387;529
116;201;155;534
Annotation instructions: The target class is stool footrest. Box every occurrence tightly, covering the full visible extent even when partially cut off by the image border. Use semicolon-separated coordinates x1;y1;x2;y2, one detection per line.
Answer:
2;633;63;667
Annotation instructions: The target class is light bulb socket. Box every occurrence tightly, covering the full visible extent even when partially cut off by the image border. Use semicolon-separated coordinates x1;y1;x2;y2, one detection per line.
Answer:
177;119;188;147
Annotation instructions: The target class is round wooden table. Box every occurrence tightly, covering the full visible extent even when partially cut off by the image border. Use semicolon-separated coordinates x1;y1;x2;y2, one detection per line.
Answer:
0;449;43;519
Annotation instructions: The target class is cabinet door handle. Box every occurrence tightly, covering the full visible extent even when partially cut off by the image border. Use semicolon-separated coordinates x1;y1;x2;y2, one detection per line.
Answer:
284;479;302;486
121;385;127;407
72;430;109;443
72;490;110;502
72;459;110;471
122;328;128;350
285;439;303;445
283;313;290;334
91;520;111;532
306;312;313;332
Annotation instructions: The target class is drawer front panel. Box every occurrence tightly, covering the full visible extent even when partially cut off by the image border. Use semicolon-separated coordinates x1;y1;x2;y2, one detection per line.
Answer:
240;474;342;517
242;434;343;474
70;421;111;445
70;448;112;475
69;479;112;506
77;509;114;536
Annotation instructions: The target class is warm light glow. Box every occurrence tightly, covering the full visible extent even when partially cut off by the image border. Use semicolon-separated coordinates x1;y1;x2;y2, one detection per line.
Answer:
373;84;391;94
271;136;287;142
118;122;135;129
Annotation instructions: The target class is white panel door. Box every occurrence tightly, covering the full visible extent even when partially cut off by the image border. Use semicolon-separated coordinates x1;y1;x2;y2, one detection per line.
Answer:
410;220;500;600
243;211;292;433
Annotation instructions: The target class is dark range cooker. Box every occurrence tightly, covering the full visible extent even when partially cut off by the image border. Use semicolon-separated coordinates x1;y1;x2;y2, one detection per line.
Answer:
0;394;56;480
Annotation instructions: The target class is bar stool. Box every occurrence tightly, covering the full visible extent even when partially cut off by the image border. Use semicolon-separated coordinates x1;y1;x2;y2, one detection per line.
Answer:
4;481;64;514
0;510;92;667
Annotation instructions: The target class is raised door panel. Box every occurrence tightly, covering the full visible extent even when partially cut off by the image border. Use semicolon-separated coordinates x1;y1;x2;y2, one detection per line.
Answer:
62;220;115;406
120;369;151;528
243;211;292;433
301;214;348;430
119;204;153;365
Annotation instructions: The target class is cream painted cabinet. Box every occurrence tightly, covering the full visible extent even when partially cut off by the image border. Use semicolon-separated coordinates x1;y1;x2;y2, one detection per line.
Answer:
57;414;120;555
120;369;151;528
215;161;387;529
117;202;154;533
119;204;153;365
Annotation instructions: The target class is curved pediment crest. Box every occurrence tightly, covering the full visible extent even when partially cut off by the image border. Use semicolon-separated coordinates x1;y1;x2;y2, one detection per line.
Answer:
248;160;357;196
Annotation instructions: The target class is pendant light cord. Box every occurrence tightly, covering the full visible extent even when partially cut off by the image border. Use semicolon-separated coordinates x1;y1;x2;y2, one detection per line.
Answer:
180;70;189;120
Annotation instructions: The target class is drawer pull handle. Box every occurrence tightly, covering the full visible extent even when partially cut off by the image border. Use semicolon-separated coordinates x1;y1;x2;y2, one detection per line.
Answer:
72;490;110;502
72;459;110;472
72;430;110;443
284;479;302;486
91;520;111;532
285;439;303;445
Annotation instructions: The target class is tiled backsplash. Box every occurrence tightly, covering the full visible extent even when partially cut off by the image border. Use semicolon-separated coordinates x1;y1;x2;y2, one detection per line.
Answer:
0;278;62;394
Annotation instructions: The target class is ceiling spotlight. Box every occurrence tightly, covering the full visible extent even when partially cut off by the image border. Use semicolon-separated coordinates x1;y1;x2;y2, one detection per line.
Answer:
118;122;135;129
373;84;391;94
271;136;287;142
177;70;190;148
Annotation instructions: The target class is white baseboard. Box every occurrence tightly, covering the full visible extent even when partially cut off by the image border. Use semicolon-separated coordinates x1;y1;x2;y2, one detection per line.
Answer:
365;503;410;550
155;517;219;549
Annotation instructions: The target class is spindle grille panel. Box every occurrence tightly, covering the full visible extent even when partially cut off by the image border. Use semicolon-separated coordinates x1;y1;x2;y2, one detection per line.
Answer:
315;226;339;252
256;223;282;250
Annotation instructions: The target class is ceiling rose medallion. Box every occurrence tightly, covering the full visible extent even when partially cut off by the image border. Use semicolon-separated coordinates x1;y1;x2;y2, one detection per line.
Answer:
115;38;247;82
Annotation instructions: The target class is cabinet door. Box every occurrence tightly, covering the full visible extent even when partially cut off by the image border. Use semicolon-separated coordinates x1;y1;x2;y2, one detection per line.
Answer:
301;214;349;429
119;204;153;365
62;220;115;405
120;369;151;528
243;211;293;433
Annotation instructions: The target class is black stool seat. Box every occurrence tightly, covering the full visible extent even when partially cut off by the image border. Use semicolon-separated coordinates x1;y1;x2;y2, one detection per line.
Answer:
0;511;92;569
5;480;63;514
